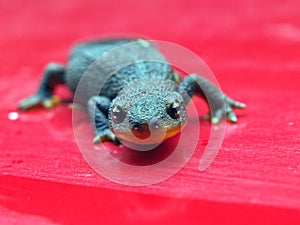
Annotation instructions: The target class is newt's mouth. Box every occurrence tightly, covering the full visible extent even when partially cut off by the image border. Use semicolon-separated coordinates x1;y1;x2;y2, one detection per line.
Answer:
110;121;187;146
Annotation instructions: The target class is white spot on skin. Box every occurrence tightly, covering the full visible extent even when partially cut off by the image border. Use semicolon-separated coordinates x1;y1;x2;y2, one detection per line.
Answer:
8;112;19;121
137;39;150;48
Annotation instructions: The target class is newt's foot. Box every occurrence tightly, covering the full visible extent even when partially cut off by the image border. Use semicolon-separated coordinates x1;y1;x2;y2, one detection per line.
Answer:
18;94;61;111
205;95;246;124
93;129;120;145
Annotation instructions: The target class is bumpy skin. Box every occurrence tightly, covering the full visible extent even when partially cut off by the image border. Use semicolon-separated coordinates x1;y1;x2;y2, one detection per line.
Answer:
19;38;245;145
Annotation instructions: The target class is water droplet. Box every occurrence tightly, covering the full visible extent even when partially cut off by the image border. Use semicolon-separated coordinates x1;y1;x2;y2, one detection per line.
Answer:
8;112;19;121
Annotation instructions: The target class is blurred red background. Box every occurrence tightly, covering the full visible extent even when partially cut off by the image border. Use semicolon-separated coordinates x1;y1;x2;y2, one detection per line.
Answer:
1;0;300;224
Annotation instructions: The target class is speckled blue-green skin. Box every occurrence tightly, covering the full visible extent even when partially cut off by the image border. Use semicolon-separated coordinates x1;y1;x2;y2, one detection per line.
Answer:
65;39;177;100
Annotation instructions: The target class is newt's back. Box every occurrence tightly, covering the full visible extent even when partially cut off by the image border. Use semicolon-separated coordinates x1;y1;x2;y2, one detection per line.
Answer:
65;39;176;100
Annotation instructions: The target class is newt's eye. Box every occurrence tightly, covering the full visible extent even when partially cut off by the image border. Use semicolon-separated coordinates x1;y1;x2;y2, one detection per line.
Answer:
111;105;126;123
166;100;182;119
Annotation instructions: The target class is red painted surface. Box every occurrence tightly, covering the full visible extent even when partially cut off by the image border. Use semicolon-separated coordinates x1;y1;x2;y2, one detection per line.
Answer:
1;0;300;224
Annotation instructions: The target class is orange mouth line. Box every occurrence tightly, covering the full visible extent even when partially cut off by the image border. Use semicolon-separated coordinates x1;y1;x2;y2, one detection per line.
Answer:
111;122;187;145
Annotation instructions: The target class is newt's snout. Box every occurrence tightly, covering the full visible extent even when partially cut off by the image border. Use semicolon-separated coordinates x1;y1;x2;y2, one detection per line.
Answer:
131;121;163;140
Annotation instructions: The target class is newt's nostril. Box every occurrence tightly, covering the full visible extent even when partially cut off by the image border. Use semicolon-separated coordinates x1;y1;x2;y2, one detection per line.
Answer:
131;122;151;139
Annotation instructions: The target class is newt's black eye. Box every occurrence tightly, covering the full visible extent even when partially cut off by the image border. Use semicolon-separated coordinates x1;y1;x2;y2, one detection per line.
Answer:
166;100;182;119
111;105;126;124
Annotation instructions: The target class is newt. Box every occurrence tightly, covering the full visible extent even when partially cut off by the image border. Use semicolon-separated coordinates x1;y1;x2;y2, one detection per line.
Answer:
19;39;245;146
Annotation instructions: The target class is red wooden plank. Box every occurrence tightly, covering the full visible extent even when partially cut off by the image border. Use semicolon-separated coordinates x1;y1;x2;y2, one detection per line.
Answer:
1;175;300;225
1;0;300;224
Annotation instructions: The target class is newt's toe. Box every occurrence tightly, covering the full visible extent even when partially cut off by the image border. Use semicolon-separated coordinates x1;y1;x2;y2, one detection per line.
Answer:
19;95;61;111
93;129;120;145
43;96;61;109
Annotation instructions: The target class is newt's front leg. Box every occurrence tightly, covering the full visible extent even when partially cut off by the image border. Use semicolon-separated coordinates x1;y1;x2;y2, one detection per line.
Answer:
87;96;120;145
179;74;246;124
19;63;65;110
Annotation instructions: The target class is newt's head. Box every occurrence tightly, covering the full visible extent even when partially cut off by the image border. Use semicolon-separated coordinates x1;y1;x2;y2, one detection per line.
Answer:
108;78;187;147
